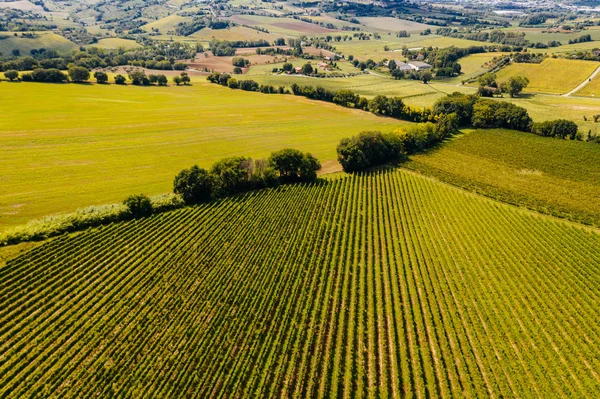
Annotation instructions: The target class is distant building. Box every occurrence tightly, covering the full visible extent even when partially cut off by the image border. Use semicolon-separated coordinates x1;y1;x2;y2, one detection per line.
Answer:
294;67;303;73
408;61;432;71
396;61;414;71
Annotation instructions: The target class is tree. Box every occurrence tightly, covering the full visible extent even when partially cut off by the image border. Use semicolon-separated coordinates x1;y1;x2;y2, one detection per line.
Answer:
157;75;168;86
269;149;321;182
501;76;529;97
4;70;18;81
128;71;147;85
114;74;126;84
173;165;215;204
173;75;182;86
477;72;497;88
337;131;405;172
124;194;153;218
68;66;90;83
282;62;293;72
368;95;391;115
93;71;108;84
301;63;313;75
173;62;187;70
420;71;432;84
232;57;249;67
180;72;191;85
233;66;243;74
211;156;253;196
388;60;397;71
148;74;160;84
333;90;360;107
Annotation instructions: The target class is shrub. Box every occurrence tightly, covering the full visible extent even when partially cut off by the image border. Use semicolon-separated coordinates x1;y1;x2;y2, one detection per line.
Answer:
531;119;578;140
114;74;126;84
68;66;90;83
4;70;18;81
124;194;153;218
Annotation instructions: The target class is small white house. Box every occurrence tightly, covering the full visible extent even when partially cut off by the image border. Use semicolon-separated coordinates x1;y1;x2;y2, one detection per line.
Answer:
408;61;432;71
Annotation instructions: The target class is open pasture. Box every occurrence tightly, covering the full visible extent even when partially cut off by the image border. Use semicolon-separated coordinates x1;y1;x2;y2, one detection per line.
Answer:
141;15;191;34
92;38;142;50
0;81;403;229
0;31;77;55
190;26;280;43
408;129;600;225
495;58;599;95
0;169;598;398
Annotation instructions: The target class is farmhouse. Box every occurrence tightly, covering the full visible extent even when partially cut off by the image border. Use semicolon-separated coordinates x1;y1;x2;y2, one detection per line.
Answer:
408;61;432;71
396;61;414;71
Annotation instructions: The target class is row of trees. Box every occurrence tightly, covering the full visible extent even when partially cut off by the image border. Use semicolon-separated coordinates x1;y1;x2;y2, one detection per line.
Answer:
337;114;459;172
173;149;321;204
4;68;191;86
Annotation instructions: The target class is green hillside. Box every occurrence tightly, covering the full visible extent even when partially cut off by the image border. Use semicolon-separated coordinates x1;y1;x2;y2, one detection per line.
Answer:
1;170;598;398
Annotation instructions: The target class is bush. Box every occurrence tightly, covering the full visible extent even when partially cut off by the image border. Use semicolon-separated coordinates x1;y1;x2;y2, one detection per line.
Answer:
211;156;254;196
472;100;532;131
337;131;405;172
269;149;321;182
4;70;18;81
114;74;126;84
68;66;90;83
94;71;108;84
173;62;188;71
532;119;578;140
173;165;215;204
124;194;153;218
233;66;243;74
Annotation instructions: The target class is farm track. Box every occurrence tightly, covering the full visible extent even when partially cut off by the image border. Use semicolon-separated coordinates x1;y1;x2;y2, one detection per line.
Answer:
0;170;599;398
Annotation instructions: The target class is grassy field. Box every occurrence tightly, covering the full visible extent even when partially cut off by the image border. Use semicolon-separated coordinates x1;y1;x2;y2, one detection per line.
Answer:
92;38;142;50
0;31;77;55
407;129;600;225
141;15;191;34
0;81;405;229
190;26;280;43
227;15;341;36
1;169;598;398
575;74;600;97
495;58;600;94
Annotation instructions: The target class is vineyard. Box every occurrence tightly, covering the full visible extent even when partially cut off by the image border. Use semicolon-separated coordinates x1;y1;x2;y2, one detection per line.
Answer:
1;170;599;398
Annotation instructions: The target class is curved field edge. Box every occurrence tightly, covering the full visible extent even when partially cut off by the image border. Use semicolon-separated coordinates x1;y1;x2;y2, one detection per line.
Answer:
1;169;598;398
405;129;600;227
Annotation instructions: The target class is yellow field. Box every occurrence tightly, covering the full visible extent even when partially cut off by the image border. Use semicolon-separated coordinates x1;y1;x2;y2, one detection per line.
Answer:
190;26;280;43
495;58;600;94
0;81;406;229
575;74;600;97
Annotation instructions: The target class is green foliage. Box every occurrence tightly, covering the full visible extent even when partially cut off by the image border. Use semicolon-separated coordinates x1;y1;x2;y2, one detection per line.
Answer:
93;71;108;84
4;70;18;81
531;119;579;140
472;100;532;131
173;165;215;204
124;194;153;218
477;72;497;87
500;75;530;97
114;74;126;84
232;57;250;67
433;92;478;126
301;63;313;75
211;156;254;196
68;66;90;83
337;131;405;172
269;149;321;182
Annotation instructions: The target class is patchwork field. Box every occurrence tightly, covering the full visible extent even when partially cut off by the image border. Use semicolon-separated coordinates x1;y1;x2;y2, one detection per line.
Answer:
495;58;600;95
1;170;598;398
407;129;600;226
357;17;434;33
0;31;77;55
190;26;280;43
227;15;339;36
0;81;404;229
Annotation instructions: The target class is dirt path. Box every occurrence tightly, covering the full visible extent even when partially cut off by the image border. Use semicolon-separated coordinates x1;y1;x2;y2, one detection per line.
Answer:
563;65;600;96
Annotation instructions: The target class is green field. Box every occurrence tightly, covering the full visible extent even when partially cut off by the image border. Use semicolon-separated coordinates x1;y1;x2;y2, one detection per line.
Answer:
1;169;598;398
92;38;142;50
0;31;77;56
407;129;600;225
0;81;404;229
495;58;599;94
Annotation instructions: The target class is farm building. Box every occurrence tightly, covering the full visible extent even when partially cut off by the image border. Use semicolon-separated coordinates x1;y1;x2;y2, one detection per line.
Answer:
408;61;432;71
